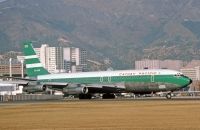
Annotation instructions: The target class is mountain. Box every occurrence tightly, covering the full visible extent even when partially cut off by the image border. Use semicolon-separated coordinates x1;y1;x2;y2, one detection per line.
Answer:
0;0;200;69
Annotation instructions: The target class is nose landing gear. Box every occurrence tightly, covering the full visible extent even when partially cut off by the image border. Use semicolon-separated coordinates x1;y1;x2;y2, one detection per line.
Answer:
166;93;172;99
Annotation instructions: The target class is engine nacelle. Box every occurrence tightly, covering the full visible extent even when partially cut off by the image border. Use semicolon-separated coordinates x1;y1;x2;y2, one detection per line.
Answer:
23;85;47;93
63;84;88;94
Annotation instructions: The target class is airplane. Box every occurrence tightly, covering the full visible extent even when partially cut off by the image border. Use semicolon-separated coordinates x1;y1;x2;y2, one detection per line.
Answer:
21;41;192;99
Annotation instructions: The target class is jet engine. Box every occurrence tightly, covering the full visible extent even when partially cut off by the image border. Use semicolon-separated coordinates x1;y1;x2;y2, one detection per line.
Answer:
23;85;47;93
63;84;88;95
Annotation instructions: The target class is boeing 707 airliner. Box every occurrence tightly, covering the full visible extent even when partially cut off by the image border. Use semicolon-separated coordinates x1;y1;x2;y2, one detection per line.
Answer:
22;41;192;99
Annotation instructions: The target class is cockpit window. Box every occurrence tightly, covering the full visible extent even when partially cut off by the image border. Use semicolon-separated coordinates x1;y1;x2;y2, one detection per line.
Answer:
174;73;184;77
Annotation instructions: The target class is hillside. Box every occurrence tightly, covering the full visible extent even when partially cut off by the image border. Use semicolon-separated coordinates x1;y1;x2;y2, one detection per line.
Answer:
0;0;200;69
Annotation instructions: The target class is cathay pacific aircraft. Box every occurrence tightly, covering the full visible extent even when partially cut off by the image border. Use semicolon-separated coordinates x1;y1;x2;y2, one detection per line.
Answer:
22;41;192;99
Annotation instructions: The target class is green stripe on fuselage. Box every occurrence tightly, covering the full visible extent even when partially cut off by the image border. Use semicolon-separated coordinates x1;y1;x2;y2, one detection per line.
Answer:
39;75;188;87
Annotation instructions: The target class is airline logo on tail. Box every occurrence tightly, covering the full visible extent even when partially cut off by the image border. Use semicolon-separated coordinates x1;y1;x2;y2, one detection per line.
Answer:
23;41;49;77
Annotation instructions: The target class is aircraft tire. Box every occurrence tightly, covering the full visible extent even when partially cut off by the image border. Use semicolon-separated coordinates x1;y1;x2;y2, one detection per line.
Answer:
79;94;92;99
102;93;115;99
166;93;172;99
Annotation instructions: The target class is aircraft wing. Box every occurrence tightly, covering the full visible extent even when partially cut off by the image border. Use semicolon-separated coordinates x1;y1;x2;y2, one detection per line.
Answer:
23;81;69;93
0;76;37;81
1;76;126;94
63;83;126;95
0;80;29;86
42;82;68;91
24;81;126;95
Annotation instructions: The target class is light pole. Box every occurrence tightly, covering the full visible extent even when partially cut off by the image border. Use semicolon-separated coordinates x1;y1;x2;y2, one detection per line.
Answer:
21;60;24;78
9;58;12;78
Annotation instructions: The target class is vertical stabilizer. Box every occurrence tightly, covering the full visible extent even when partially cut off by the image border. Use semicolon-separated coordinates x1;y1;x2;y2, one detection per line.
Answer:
23;41;49;77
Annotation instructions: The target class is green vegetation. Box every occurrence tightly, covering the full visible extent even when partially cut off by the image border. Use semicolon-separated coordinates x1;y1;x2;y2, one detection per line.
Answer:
1;0;200;68
182;21;200;38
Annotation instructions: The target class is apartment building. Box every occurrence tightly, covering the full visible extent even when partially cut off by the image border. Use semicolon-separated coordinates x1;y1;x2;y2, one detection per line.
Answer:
180;60;200;81
35;44;87;73
135;59;183;71
34;44;64;73
63;47;87;72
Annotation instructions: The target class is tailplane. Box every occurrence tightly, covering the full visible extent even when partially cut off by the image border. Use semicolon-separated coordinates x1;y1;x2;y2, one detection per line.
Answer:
23;41;49;77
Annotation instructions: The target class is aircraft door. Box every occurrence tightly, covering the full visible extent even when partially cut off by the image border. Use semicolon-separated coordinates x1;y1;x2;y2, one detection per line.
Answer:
100;76;111;83
151;75;154;82
108;76;111;83
100;77;103;83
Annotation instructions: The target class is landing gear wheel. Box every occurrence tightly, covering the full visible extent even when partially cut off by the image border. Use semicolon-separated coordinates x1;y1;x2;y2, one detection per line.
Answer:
102;94;115;99
166;93;172;99
79;94;92;99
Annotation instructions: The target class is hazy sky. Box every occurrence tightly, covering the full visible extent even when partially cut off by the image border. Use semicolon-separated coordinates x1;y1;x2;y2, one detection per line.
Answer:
0;0;7;3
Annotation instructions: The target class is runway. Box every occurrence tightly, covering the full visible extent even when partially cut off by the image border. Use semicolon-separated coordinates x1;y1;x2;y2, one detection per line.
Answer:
0;98;200;130
1;96;200;105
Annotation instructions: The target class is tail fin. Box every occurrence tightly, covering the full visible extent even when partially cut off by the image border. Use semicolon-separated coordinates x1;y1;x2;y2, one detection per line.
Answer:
23;41;49;77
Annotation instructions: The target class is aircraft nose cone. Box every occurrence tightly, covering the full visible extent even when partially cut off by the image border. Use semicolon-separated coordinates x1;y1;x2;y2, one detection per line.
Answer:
186;78;192;86
189;79;193;84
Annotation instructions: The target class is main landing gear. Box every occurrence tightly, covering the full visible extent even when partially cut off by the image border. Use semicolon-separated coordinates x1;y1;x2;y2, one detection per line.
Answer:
78;93;116;99
79;94;92;99
102;93;115;99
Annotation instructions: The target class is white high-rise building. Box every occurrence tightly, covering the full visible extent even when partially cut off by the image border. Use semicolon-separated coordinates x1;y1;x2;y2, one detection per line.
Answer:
34;44;64;73
63;48;71;61
135;59;183;71
135;59;160;70
34;44;87;73
63;47;87;72
180;60;200;80
46;47;56;73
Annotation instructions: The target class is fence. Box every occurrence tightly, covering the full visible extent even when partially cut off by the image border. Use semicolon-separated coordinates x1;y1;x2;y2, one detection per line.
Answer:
0;94;63;102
